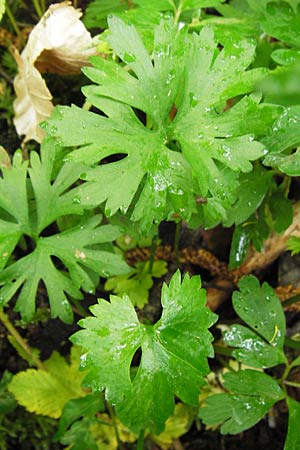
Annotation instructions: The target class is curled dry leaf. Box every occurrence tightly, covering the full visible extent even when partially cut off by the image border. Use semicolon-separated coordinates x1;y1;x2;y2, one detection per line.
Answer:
13;1;96;143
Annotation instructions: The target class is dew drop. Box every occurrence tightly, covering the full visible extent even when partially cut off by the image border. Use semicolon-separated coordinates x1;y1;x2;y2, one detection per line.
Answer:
123;52;136;63
72;194;81;204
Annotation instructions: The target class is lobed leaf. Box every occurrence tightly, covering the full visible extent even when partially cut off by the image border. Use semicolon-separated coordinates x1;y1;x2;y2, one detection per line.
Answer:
71;271;217;433
224;275;287;368
44;17;281;230
199;369;284;434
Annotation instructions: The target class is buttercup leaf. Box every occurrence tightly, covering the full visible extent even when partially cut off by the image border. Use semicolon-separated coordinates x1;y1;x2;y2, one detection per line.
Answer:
44;17;281;230
71;271;217;433
199;370;284;434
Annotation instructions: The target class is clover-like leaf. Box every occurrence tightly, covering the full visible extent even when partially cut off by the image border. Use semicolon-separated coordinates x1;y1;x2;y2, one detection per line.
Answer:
44;17;281;230
199;369;284;434
224;275;287;368
71;270;217;433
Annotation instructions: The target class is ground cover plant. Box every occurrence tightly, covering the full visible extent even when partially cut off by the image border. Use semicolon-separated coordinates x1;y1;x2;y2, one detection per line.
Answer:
0;0;300;449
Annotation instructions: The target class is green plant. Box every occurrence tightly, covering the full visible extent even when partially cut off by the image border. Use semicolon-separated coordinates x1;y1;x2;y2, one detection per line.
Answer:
2;1;300;449
0;138;129;323
8;273;300;449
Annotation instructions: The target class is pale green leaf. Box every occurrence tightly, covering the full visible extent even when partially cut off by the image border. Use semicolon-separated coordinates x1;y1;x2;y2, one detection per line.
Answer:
8;347;86;419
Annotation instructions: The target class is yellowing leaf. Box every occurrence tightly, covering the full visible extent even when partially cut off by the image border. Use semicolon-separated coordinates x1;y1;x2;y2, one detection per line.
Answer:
13;1;96;142
8;347;86;419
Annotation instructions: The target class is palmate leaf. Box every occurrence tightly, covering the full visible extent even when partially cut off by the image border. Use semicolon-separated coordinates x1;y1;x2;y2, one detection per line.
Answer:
71;271;217;433
0;137;129;323
44;17;281;230
224;275;287;368
199;370;284;434
0;215;129;323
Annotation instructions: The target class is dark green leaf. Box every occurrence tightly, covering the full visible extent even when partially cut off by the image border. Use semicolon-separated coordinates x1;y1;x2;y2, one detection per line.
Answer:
284;397;300;450
199;370;284;434
224;275;287;367
54;393;104;440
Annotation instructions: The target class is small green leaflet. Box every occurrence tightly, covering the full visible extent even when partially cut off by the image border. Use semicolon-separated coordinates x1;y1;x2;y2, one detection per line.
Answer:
71;270;217;433
44;17;281;230
224;275;287;368
54;393;104;442
105;260;168;308
199;369;284;434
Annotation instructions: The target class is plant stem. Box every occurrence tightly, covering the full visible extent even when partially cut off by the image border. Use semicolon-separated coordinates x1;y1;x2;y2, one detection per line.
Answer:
137;430;145;450
282;294;300;308
174;221;181;268
0;309;46;371
32;0;43;18
284;336;300;350
148;235;158;274
4;3;23;43
284;380;300;388
106;402;124;450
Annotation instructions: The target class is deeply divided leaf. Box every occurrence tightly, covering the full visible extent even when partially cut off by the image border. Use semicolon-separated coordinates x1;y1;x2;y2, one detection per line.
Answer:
44;17;281;230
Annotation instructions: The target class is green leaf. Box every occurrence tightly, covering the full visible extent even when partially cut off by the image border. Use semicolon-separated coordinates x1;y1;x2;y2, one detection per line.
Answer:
8;347;86;419
269;191;293;233
229;224;251;269
0;215;129;323
105;260;168;308
71;270;217;433
263;106;300;155
54;393;104;440
260;2;300;47
224;166;272;227
0;371;16;414
286;236;300;255
0;0;5;23
44;18;280;230
199;370;284;434
284;397;300;450
59;417;99;450
224;275;287;368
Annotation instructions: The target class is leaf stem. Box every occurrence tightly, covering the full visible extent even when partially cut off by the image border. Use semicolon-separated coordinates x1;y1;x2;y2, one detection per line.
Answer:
174;221;181;268
282;293;300;308
106;402;124;450
32;0;43;18
284;336;300;350
0;309;46;371
284;380;300;388
137;429;145;450
4;3;23;43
